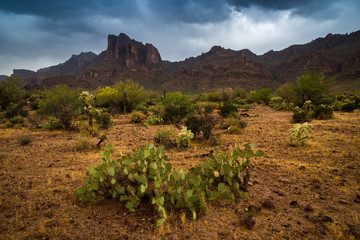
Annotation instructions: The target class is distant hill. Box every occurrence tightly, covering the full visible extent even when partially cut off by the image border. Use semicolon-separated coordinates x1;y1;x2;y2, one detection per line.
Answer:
15;31;360;92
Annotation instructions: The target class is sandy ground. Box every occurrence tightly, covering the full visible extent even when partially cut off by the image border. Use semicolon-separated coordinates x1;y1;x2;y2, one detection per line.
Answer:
0;105;359;239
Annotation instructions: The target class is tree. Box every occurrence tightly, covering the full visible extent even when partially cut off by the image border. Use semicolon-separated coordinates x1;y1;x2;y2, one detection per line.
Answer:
162;92;192;123
38;85;81;130
253;88;272;105
292;72;331;106
0;76;24;110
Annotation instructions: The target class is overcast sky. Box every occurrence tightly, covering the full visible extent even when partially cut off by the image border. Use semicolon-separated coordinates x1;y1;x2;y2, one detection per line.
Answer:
0;0;359;75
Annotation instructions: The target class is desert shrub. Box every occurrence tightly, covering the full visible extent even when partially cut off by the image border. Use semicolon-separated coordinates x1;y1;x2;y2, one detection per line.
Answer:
292;101;313;123
74;143;263;227
209;134;222;146
269;97;284;110
162;92;192;123
220;117;247;130
74;136;96;151
176;126;194;149
290;122;313;145
226;125;243;135
0;76;24;110
292;107;309;123
341;102;358;112
313;105;333;120
79;121;99;137
17;135;32;146
331;101;344;111
38;85;81;130
0;112;6;124
30;101;39;110
231;87;248;100
185;115;202;138
95;112;112;129
219;100;237;117
135;105;148;115
205;91;222;102
39;116;61;130
0;152;5;159
95;86;118;108
155;127;174;145
130;111;146;124
253;88;272;105
292;72;331;106
96;80;145;113
199;105;219;140
146;114;164;126
9;115;24;125
5;103;28;119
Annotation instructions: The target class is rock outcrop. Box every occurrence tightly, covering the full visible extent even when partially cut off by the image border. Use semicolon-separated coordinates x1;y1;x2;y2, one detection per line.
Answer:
105;33;161;67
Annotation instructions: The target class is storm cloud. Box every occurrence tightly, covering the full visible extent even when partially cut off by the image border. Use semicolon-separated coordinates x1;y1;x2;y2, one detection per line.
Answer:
0;0;359;75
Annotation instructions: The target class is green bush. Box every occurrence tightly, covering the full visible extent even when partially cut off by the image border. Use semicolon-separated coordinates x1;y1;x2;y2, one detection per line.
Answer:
162;92;192;123
0;76;24;111
205;91;222;102
231;87;248;100
155;128;174;145
176;126;194;149
313;105;333;120
95;80;145;113
292;101;313;123
135;105;148;115
38;85;81;130
292;72;331;106
5;104;28;119
95;112;112;129
292;107;309;123
219;101;237;117
146;114;164;126
9;115;24;125
74;143;264;226
341;102;358;112
185;115;202;138
253;88;272;105
39;116;61;130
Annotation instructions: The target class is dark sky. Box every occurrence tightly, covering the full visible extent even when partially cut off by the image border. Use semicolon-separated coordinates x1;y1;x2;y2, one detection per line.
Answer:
0;0;359;75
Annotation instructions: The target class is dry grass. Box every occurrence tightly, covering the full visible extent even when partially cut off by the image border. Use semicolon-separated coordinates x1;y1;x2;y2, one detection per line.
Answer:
0;105;359;239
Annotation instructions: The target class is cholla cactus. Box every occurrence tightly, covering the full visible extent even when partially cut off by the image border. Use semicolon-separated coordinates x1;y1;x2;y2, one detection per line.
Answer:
290;122;313;145
176;126;194;148
80;91;101;125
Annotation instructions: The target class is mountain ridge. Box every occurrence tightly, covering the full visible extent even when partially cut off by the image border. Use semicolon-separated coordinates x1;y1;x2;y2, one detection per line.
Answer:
12;30;360;92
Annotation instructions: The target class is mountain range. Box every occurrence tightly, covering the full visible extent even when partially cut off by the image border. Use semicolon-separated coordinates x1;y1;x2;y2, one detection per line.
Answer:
12;30;360;92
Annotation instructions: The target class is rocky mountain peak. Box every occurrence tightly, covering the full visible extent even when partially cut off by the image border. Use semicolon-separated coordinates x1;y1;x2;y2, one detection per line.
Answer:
105;33;161;66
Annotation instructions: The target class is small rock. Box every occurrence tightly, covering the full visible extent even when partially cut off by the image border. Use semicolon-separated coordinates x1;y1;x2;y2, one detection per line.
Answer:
304;204;314;212
355;194;360;203
308;216;322;223
321;216;333;223
262;199;275;209
245;218;256;229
